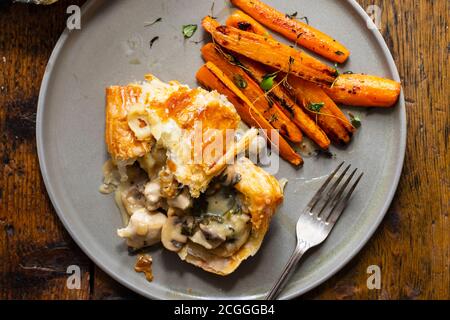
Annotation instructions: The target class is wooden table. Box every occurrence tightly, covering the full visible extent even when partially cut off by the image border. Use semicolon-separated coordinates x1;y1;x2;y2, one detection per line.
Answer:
0;0;448;300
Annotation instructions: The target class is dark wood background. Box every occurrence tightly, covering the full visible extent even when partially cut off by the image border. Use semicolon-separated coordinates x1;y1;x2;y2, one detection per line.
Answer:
0;0;448;300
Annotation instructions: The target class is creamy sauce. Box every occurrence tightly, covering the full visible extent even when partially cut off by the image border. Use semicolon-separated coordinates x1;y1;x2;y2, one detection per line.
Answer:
135;254;153;282
206;188;236;215
99;160;121;194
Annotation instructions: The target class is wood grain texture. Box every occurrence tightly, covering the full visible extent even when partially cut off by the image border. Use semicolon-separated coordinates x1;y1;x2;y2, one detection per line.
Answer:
0;0;448;300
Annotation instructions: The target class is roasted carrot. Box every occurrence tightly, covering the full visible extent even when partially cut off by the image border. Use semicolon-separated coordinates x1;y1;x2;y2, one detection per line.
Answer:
224;18;331;149
324;74;401;107
201;43;302;143
202;16;336;87
196;62;303;166
236;55;331;150
226;10;270;37
287;76;355;145
231;0;350;63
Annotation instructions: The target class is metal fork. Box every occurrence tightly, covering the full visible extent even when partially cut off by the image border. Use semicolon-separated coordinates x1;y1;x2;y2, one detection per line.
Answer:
265;162;364;300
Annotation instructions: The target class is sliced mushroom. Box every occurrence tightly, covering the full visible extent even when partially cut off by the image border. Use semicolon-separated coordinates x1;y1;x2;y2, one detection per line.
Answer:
219;165;241;187
121;185;146;215
199;221;229;242
189;229;223;250
210;214;251;257
161;216;188;252
117;208;167;249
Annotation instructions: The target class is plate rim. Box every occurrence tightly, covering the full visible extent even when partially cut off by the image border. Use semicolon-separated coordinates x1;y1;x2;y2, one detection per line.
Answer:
36;0;406;300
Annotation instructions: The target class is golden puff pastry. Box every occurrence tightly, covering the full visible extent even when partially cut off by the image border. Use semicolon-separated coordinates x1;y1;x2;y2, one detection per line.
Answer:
103;75;284;276
105;85;152;161
106;75;241;197
178;157;283;276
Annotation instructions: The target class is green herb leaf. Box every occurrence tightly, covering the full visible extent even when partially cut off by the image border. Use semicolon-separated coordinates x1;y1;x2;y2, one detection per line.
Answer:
149;36;159;48
308;102;325;112
182;24;198;39
299;16;309;25
269;114;279;123
285;11;298;19
315;149;336;159
144;17;162;27
349;112;362;128
260;72;279;91
233;74;248;89
333;63;340;76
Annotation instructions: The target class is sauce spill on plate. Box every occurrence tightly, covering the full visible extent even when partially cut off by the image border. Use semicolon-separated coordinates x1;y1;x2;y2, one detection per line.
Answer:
135;254;153;282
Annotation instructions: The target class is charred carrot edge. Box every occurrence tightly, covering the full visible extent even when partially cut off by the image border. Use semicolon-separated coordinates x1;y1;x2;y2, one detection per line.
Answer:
226;14;400;108
202;16;336;87
225;18;331;149
287;76;355;145
201;43;303;143
196;63;303;166
226;10;270;37
324;74;401;107
231;0;350;63
236;54;331;150
220;17;352;143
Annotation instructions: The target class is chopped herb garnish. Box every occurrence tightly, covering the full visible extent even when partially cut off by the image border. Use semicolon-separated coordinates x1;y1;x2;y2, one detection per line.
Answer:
285;11;298;19
308;102;325;112
182;24;198;39
316;149;336;159
233;74;248;89
299;16;309;25
333;63;340;76
149;36;159;48
349;112;362;128
203;213;224;224
260;72;279;91
210;1;218;19
215;46;250;72
144;17;162;27
269;114;279;123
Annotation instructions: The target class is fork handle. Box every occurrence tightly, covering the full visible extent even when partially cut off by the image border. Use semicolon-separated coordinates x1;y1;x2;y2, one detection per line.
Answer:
265;243;309;300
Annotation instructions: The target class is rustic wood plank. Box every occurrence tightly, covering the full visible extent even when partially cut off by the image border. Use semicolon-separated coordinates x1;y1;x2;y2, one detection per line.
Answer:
0;0;91;300
0;0;448;300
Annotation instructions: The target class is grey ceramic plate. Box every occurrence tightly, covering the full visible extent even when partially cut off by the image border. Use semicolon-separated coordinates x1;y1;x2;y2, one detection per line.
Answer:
37;0;406;300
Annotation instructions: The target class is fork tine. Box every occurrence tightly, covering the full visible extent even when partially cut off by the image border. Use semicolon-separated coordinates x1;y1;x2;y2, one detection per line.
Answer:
320;168;357;221
306;161;345;211
327;172;364;225
315;164;352;215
